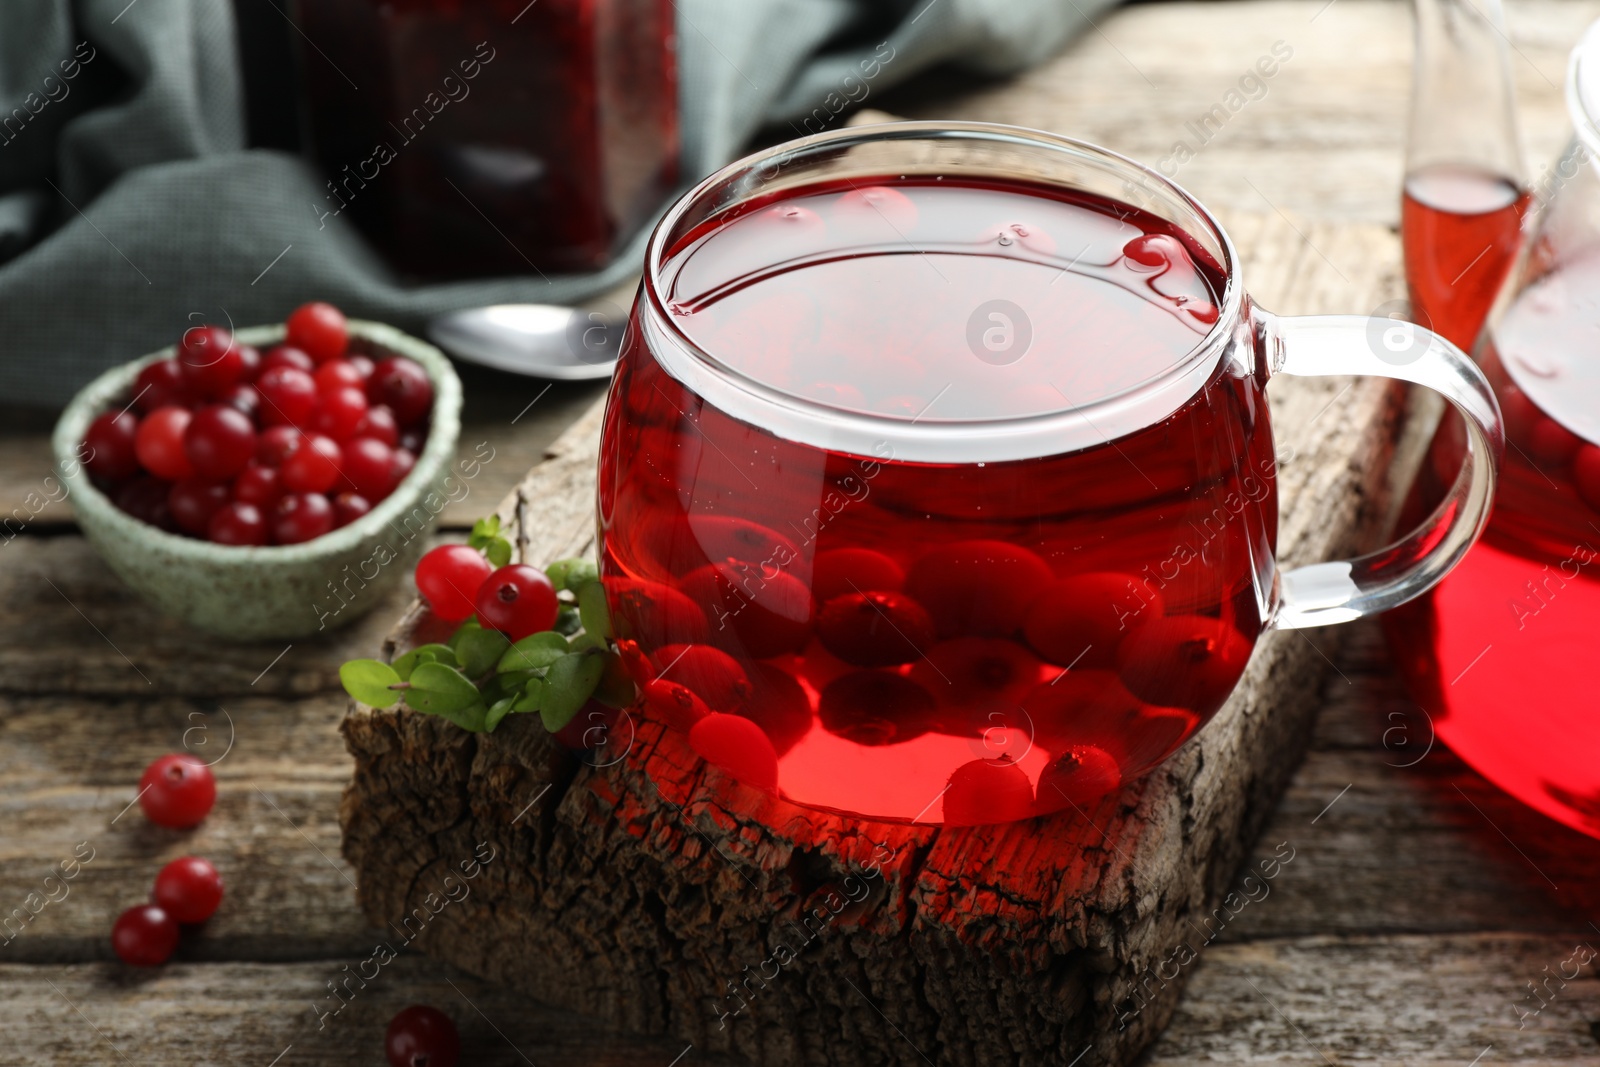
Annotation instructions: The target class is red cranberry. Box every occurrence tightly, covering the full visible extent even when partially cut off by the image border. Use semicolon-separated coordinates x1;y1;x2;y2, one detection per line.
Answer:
184;404;257;481
261;344;315;374
280;434;342;494
651;644;752;712
642;678;711;731
811;546;905;602
678;561;814;658
134;406;195;481
347;353;375;382
740;663;813;756
815;591;936;668
331;491;372;527
353;404;400;447
389;447;417;488
608;578;710;646
385;1005;460;1067
1037;744;1122;810
398;428;426;454
220;382;261;420
314;359;364;393
236;344;262;381
688;712;779;792
337;440;393;504
208;501;269;545
178;325;244;396
168;478;230;536
313;385;369;441
819;671;934;746
1115;615;1253;711
1024;572;1161;669
112;904;179;967
904;540;1053;637
909;637;1041;718
133;358;193;412
83;411;142;480
474;564;559;640
415;545;494;622
367;356;433;425
138;753;216;828
255;365;318;427
114;476;177;530
255;425;302;467
271;492;334;544
286;301;348;363
152;856;224;924
942;758;1034;826
232;463;281;506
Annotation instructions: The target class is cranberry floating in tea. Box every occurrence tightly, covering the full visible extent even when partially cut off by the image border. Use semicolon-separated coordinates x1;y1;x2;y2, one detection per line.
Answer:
1400;0;1529;350
289;0;679;278
599;123;1503;826
1386;20;1600;841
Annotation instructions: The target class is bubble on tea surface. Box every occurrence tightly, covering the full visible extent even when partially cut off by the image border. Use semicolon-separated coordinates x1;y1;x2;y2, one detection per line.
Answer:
836;185;920;232
983;221;1057;256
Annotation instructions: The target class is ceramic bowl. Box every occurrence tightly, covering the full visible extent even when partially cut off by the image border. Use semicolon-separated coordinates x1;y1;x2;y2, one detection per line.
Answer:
51;321;463;640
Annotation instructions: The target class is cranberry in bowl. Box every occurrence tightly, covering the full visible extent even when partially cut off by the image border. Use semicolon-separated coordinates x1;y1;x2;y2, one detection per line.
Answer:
52;314;462;640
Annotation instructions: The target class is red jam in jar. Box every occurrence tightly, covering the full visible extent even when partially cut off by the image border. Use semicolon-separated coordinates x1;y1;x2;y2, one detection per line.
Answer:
290;0;680;278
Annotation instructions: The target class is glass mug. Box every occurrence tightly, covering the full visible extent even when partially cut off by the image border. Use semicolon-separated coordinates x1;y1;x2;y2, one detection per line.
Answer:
596;122;1503;827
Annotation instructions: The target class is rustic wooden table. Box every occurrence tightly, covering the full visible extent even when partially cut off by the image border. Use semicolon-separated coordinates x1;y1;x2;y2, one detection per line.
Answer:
5;1;1600;1063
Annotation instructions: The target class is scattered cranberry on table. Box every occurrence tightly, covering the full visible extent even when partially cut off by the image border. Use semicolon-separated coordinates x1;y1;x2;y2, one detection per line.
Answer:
111;903;180;967
386;1005;460;1067
83;302;433;546
137;753;217;829
152;856;225;924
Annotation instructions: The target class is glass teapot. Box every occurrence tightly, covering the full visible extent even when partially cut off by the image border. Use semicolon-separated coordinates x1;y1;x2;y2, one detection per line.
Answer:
1387;17;1600;840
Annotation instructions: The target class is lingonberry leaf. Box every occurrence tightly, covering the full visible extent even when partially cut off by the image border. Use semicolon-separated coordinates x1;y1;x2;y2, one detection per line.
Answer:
560;559;599;592
484;537;512;568
340;659;401;707
456;626;512;678
496;631;570;674
434;700;490;733
468;514;501;545
513;677;545;713
553;605;582;636
406;662;482;715
543;558;578;589
577;581;611;640
392;643;456;681
447;617;482;651
540;652;605;732
485;696;516;732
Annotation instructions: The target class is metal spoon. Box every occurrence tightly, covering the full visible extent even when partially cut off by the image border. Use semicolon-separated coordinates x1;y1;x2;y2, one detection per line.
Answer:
427;303;623;380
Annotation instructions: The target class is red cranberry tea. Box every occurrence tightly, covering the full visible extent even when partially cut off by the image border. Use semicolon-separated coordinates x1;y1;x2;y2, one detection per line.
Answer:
1387;248;1600;839
291;0;679;278
1401;162;1530;349
599;176;1279;825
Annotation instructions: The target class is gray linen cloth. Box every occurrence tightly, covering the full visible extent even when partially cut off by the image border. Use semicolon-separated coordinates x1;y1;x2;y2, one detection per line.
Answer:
0;0;1113;405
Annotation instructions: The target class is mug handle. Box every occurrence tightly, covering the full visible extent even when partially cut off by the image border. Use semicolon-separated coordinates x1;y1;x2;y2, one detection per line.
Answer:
1258;311;1505;630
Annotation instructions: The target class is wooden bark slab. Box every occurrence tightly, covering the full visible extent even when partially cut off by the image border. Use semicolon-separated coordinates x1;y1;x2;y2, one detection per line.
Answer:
338;205;1422;1067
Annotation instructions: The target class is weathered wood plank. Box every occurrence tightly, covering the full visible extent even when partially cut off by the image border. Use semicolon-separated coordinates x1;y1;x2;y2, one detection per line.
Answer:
1146;933;1600;1065
339;201;1433;1067
882;0;1591;228
0;959;736;1066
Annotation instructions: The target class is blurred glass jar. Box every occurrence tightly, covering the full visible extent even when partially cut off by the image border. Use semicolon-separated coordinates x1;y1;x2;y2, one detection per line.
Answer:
289;0;680;279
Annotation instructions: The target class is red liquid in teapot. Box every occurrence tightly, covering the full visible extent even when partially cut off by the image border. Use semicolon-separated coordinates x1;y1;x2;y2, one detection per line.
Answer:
1401;162;1530;350
598;176;1279;824
1388;251;1600;839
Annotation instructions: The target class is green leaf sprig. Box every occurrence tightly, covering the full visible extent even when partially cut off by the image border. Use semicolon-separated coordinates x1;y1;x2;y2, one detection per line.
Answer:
340;522;630;735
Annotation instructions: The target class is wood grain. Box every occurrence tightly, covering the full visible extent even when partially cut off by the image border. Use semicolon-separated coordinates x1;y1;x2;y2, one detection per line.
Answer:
337;199;1436;1066
6;1;1600;1062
